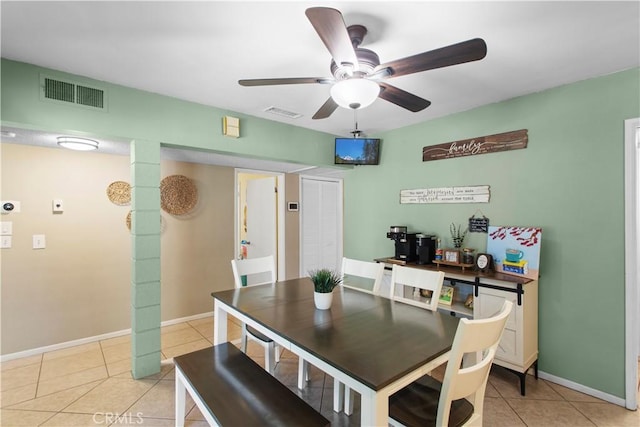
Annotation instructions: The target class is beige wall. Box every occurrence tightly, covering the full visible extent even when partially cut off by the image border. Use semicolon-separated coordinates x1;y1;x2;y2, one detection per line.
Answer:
1;142;302;355
0;143;282;355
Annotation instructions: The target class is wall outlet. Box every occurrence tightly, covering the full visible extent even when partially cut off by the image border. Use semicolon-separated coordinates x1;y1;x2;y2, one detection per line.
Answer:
52;199;64;213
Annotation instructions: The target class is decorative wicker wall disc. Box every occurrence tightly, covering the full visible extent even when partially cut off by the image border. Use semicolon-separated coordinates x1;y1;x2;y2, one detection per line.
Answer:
160;175;198;215
107;181;131;205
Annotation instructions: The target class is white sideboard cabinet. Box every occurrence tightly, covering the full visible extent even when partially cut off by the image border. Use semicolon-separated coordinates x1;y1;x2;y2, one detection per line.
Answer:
377;258;538;395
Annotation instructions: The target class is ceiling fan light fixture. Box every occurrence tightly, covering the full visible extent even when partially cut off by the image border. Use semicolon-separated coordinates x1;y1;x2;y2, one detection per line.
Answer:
330;79;380;110
57;136;99;151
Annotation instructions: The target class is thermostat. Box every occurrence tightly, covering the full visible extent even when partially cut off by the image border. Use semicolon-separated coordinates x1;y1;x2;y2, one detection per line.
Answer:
287;202;299;212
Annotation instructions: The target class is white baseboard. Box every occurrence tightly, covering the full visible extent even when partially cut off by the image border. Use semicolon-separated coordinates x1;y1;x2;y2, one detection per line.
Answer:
0;311;214;363
538;370;626;407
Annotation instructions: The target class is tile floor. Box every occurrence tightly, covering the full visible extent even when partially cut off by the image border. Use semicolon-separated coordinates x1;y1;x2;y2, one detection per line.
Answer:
1;316;639;426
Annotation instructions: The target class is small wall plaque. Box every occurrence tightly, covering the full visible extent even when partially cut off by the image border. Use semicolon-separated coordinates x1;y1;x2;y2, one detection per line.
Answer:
223;116;240;138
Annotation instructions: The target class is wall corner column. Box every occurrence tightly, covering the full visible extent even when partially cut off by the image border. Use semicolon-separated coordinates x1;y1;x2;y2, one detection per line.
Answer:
130;140;162;379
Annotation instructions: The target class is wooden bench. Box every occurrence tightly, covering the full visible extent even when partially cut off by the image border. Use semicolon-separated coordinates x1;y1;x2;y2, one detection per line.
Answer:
174;342;330;427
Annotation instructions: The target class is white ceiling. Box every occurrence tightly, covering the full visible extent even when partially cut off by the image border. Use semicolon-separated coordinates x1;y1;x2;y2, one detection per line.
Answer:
1;1;639;168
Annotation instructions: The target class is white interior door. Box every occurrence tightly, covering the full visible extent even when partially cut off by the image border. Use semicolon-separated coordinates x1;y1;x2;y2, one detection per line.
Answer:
300;177;343;276
245;176;277;284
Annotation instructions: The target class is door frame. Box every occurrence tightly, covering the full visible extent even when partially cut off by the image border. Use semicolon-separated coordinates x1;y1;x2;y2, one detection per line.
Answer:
234;169;286;281
298;175;344;276
624;117;639;409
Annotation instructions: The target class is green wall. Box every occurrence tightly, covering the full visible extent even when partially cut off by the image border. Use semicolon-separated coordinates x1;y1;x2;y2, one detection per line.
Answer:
0;59;336;164
343;67;640;398
2;58;639;396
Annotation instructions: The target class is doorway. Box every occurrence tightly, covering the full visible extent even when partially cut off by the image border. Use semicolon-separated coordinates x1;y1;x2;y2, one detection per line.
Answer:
624;117;640;409
235;170;285;281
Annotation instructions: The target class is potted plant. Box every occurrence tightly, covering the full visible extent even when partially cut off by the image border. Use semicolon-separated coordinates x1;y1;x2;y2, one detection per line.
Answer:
450;223;468;248
308;268;342;310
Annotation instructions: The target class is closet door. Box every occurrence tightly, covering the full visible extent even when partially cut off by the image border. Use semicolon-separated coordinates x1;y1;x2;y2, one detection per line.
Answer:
300;177;343;276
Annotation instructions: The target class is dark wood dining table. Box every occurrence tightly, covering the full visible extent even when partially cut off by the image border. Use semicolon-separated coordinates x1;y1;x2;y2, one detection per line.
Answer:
212;277;459;426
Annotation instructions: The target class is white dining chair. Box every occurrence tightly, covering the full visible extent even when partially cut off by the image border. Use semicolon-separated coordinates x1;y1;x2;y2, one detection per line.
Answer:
341;263;446;415
230;255;280;374
389;264;445;312
389;300;513;427
299;257;386;413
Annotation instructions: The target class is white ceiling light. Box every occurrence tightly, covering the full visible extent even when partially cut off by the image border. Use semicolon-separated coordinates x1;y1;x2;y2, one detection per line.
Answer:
330;79;380;110
57;136;99;151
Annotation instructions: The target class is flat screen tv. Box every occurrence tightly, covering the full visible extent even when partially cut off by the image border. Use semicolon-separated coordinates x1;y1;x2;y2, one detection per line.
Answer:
334;138;381;165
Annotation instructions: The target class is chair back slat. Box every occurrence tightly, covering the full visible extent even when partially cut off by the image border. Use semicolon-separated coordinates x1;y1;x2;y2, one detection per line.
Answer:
340;257;385;295
231;255;276;288
389;264;445;311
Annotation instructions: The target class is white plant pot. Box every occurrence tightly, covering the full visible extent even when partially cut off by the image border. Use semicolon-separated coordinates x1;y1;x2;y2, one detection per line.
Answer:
314;291;333;310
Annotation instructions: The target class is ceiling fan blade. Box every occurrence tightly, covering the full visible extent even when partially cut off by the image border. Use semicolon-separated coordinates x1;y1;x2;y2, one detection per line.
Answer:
239;77;332;86
305;7;358;68
378;82;431;112
375;38;487;78
312;97;339;120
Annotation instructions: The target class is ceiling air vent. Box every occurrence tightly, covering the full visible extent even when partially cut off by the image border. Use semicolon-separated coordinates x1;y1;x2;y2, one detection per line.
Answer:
40;75;107;111
263;106;302;119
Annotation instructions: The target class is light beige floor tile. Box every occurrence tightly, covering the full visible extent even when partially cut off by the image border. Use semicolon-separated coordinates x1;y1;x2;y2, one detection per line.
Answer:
190;321;213;340
187;317;213;327
161;339;211;359
161;322;193;334
99;334;131;348
485;380;501;398
0;382;38;407
161;327;204;349
507;398;595;426
0;408;57;426
39;348;105;381
106;358;131;377
42;342;101;361
7;380;103;412
138;417;210;427
0;354;42;372
571;401;640;427
101;340;130;365
490;368;561;400
37;365;108;397
0;362;41;391
128;378;195;420
42;411;111;426
186;403;205;421
482;396;526;426
62;377;156;415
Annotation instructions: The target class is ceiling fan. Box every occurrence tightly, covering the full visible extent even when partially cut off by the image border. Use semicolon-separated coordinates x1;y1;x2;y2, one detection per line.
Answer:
239;7;487;120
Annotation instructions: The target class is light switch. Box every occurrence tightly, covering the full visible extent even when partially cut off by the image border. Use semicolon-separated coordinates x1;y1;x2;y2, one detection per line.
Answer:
0;221;12;235
33;234;46;249
1;236;11;249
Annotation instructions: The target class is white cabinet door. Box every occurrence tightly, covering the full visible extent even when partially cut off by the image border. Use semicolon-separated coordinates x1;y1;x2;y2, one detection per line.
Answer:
475;286;521;365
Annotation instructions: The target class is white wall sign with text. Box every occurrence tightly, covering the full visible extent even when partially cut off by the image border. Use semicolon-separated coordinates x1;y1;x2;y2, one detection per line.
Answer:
400;186;490;204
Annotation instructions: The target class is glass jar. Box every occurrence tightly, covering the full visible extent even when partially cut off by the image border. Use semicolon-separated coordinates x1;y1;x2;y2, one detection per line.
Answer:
462;248;475;265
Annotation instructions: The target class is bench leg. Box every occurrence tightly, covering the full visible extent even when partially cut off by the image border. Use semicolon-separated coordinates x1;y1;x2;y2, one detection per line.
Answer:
265;342;273;374
175;368;187;427
333;380;344;412
240;325;248;353
344;385;354;415
297;359;310;389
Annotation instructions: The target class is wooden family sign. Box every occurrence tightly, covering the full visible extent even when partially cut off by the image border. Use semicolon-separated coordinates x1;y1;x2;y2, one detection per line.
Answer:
423;129;528;162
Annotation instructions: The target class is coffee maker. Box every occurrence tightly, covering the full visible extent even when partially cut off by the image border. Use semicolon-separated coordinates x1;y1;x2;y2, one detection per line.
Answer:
416;234;437;265
387;226;418;262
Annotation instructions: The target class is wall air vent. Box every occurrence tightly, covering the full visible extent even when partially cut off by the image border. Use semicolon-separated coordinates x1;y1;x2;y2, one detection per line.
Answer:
263;106;302;119
40;75;107;111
